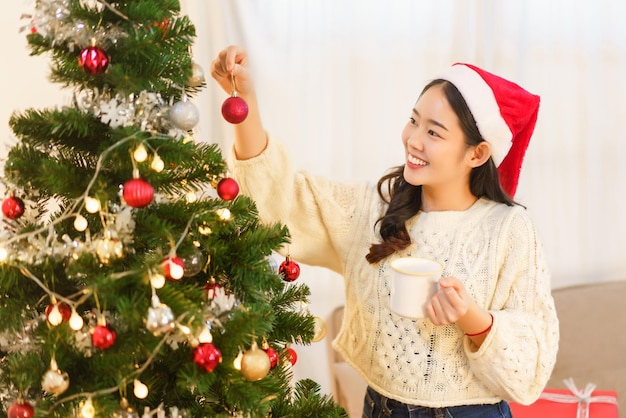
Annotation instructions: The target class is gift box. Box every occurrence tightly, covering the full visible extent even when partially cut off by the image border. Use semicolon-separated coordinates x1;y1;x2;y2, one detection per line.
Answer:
509;378;618;418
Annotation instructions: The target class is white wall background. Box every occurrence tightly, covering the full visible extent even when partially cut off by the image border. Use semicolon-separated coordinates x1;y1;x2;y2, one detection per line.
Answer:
2;0;626;404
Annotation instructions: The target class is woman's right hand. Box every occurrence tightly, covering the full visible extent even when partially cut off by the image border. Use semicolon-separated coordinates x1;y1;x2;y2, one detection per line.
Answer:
210;45;267;160
210;45;255;98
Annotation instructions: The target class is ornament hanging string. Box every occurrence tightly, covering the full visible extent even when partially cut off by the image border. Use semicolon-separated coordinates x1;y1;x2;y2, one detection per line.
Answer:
230;73;237;95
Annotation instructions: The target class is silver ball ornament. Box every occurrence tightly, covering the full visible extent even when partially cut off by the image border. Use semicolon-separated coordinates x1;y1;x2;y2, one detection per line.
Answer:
146;303;175;335
169;99;199;130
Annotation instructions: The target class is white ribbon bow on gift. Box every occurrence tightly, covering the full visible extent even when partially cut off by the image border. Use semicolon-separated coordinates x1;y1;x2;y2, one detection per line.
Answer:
538;378;618;418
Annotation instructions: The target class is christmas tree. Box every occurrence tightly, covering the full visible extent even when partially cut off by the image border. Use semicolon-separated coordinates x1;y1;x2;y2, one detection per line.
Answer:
0;1;345;417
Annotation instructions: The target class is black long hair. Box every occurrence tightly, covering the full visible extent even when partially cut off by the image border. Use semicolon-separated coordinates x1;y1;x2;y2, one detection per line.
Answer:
365;79;518;264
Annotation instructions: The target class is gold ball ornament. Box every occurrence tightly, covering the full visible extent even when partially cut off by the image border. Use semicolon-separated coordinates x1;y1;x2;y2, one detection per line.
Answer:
311;316;327;342
240;341;271;381
187;62;206;87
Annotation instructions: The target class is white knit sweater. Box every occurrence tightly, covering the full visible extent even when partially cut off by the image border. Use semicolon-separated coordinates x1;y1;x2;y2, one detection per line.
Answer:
230;138;559;408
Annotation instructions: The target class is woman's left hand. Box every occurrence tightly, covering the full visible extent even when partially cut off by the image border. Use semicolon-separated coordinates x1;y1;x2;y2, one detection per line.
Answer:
424;276;473;326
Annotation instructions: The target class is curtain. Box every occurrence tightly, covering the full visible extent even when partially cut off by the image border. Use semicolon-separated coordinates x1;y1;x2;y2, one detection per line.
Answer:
186;0;626;398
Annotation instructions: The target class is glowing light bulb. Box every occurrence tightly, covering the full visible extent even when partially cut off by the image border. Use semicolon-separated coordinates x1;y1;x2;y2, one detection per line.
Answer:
74;214;88;231
233;350;243;370
80;398;95;418
133;144;148;162
198;326;213;344
47;305;63;326
166;260;184;280
133;379;149;399
0;247;8;262
185;191;197;203
84;197;100;213
216;208;231;221
198;225;212;235
151;155;164;172
69;310;84;330
150;272;166;289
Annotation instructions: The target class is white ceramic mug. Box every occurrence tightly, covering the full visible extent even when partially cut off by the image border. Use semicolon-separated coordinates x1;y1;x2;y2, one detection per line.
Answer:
390;257;443;319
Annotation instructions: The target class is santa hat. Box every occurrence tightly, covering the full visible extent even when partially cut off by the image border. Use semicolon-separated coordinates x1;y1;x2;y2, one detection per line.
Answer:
436;63;540;197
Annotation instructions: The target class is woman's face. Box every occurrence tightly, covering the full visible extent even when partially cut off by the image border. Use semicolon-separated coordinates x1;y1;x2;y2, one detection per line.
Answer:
401;84;475;193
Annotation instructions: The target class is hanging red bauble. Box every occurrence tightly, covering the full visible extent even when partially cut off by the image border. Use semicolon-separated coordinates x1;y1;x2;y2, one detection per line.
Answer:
279;256;300;282
193;342;222;372
162;256;185;280
285;346;298;366
92;324;117;350
264;346;279;369
216;177;239;200
8;400;35;418
2;195;25;219
123;177;154;208
78;45;109;75
221;94;248;124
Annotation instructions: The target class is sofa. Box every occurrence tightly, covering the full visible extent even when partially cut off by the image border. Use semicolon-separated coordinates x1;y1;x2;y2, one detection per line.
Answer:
327;280;626;417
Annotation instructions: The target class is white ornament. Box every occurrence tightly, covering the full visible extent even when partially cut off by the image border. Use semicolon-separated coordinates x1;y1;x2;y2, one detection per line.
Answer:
41;358;70;396
100;97;132;128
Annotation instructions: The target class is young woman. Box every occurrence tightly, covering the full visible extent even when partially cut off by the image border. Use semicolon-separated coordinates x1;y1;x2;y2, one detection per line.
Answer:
211;46;559;418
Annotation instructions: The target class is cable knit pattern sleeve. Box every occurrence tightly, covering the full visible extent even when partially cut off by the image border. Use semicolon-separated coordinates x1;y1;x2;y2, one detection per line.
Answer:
464;206;559;405
228;137;371;274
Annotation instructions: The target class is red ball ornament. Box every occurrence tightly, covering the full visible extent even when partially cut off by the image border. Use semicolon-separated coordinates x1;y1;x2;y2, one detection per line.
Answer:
193;342;222;372
78;45;109;75
279;256;300;282
123;177;154;208
8;400;35;418
2;195;25;219
285;347;298;366
216;177;239;200
92;324;117;350
162;256;185;280
264;346;279;369
221;95;248;124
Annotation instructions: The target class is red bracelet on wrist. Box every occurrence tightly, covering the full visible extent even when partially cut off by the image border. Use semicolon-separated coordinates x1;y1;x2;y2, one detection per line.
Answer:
465;313;494;337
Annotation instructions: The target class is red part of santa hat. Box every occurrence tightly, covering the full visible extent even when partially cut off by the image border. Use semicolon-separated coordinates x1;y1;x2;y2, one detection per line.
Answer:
437;63;540;197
